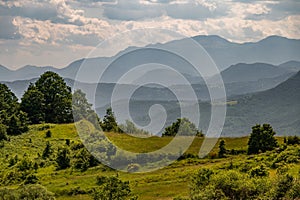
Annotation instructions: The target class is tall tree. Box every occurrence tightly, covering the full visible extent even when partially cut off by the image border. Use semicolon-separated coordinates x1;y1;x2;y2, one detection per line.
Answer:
0;83;28;135
101;108;121;132
248;124;278;154
218;140;226;158
56;147;70;170
34;71;73;123
21;83;45;124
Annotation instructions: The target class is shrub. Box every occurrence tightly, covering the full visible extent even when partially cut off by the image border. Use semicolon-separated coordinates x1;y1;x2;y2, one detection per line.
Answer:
56;147;70;170
272;174;294;199
24;174;39;184
0;124;7;141
0;184;55;200
42;141;52;159
72;148;99;172
218;140;226;158
94;176;137;200
287;136;300;145
45;130;52;138
249;164;269;178
66;139;70;146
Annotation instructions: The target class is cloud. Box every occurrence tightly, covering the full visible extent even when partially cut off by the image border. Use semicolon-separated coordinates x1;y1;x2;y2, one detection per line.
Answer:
0;1;58;21
0;16;21;39
165;2;227;20
102;0;164;20
0;0;299;70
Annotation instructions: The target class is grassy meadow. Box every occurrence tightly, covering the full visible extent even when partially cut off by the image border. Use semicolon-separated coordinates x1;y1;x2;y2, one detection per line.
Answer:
0;123;299;200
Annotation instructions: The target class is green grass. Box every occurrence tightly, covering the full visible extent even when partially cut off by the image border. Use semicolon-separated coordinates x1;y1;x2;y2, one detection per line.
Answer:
0;123;298;200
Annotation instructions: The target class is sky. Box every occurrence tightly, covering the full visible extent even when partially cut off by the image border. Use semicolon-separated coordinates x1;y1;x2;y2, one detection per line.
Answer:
0;0;299;70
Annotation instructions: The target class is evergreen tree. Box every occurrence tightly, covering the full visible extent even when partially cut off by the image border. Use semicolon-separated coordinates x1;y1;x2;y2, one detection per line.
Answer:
56;147;70;170
218;140;226;158
42;141;52;159
101;108;121;132
248;124;278;154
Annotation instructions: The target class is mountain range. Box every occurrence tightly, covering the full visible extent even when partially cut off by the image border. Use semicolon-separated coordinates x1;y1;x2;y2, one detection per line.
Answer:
2;61;298;104
1;34;299;137
97;71;300;136
1;35;300;83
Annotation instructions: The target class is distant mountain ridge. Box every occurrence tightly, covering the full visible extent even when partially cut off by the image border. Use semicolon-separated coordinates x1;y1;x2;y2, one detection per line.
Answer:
97;71;300;136
1;35;300;82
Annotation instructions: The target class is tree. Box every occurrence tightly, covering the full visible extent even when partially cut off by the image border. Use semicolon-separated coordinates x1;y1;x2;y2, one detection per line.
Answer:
162;118;202;137
35;71;73;123
56;147;70;170
72;148;99;172
119;120;150;136
0;83;28;135
72;89;93;121
42;141;52;159
248;124;278;154
94;176;136;200
0;124;7;141
20;83;45;124
218;140;226;158
101;108;121;132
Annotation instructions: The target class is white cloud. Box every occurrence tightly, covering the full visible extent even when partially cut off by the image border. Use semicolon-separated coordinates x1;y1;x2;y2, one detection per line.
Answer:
0;0;299;69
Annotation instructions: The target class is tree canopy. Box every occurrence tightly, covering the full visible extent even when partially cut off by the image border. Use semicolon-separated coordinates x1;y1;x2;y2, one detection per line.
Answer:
248;124;278;154
21;71;73;124
162;118;203;137
101;108;122;133
20;83;45;124
0;83;28;135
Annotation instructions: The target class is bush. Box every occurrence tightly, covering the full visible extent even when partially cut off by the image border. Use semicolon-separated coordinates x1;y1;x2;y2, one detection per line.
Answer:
272;174;294;199
249;164;269;178
72;148;99;172
287;136;300;145
45;130;52;138
94;176;137;200
190;169;273;200
24;174;39;184
42;141;52;159
271;146;300;168
56;147;70;170
0;184;55;200
0;124;7;141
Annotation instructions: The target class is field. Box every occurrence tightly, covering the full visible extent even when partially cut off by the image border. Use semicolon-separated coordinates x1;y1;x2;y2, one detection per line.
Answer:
0;123;298;200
